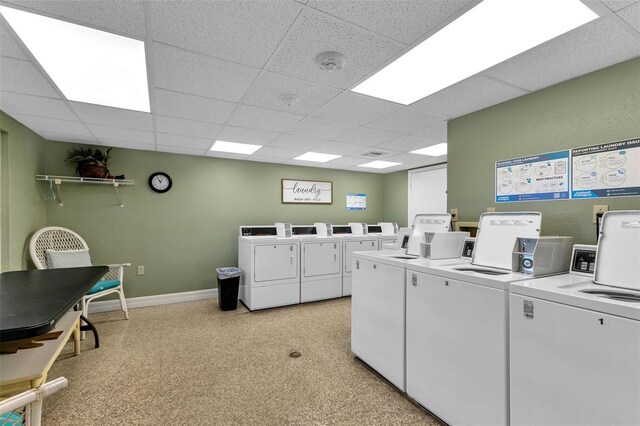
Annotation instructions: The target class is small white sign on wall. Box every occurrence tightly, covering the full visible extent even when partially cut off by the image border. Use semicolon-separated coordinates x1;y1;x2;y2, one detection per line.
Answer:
281;179;332;204
346;193;367;210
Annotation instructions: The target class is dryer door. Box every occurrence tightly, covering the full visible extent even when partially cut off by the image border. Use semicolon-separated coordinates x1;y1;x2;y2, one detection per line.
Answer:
254;244;298;282
304;242;340;277
344;239;378;273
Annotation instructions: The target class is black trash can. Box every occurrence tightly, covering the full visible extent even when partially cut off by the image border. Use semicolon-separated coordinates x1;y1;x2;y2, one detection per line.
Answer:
216;267;241;311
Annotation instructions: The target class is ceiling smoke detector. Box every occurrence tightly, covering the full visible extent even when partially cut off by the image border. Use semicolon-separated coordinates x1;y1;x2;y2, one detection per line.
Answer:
315;51;345;72
278;93;300;107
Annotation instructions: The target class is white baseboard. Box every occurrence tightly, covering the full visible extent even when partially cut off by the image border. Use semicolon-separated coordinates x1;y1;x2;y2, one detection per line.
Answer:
88;288;219;314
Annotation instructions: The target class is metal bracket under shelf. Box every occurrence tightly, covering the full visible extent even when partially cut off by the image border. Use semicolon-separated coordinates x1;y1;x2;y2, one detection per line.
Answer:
35;175;135;207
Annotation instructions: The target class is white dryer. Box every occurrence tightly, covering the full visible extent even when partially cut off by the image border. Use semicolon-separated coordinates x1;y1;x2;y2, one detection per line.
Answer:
404;212;543;426
510;211;640;426
367;223;399;251
238;226;300;311
336;224;379;297
294;225;343;303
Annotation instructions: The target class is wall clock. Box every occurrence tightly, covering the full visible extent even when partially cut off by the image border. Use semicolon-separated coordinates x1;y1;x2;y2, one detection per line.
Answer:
148;172;172;193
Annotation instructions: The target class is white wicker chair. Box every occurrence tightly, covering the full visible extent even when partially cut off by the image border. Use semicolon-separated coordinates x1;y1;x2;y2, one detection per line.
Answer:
29;227;130;330
0;377;68;426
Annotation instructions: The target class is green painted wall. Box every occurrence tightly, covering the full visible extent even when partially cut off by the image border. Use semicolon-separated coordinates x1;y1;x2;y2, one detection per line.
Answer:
42;141;385;297
0;112;46;271
448;58;640;245
383;170;408;227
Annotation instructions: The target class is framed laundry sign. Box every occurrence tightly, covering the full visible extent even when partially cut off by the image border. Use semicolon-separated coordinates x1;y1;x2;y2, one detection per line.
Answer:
281;179;332;204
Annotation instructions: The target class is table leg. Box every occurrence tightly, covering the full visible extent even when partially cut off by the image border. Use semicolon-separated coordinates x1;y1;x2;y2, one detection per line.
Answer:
73;318;81;356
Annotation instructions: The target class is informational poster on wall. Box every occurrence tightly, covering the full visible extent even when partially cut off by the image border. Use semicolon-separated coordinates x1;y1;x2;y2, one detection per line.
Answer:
346;193;367;210
571;138;640;199
496;150;570;203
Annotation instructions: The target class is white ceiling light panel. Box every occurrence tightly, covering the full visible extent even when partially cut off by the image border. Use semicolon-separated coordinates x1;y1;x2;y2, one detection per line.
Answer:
351;0;598;104
411;143;448;156
0;6;150;112
357;160;402;169
211;140;262;155
294;152;342;163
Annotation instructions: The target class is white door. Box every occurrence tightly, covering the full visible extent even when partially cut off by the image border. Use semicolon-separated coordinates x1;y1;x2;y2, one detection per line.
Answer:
253;244;298;283
343;239;378;274
408;164;447;226
303;242;340;277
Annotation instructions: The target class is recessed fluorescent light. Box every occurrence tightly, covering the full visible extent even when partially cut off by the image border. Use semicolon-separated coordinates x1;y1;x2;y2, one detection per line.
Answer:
210;140;262;155
351;0;598;105
411;143;447;156
294;152;342;163
0;6;150;112
357;161;401;169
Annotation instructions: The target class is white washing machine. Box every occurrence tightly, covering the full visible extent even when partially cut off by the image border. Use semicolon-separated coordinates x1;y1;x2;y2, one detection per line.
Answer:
294;225;343;303
351;214;454;392
404;212;543;426
510;211;640;426
336;224;378;297
238;226;300;311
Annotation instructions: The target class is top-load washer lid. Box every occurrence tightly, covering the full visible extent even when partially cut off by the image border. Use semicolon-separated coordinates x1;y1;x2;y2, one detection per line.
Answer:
471;212;541;270
594;210;640;291
406;214;451;256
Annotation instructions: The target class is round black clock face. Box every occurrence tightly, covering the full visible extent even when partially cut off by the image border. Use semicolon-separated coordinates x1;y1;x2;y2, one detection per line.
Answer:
148;172;172;193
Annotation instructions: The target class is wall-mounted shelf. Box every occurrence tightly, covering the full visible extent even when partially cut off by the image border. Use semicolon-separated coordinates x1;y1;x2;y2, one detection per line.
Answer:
35;175;135;207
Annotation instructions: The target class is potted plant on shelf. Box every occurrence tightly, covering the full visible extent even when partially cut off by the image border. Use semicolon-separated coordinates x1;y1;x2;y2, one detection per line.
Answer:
65;146;112;178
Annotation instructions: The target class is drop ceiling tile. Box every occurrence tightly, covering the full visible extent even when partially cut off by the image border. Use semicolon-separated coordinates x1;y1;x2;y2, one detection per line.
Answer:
375;135;436;152
156;133;211;150
287;117;357;139
1;26;28;60
325;155;369;166
3;0;146;37
1;92;76;120
618;2;640;29
252;145;305;159
306;0;472;44
411;122;448;142
411;75;528;118
0;57;60;98
205;151;250;161
484;17;640;92
242;71;341;115
334;126;402;146
246;155;287;164
151;1;301;68
68;102;153;131
349;146;402;159
154;89;236;124
601;0;639;12
37;131;96;144
87;123;155;144
227;105;304;133
156;116;221;139
10;114;90;137
99;138;156;151
312;92;402;126
268;134;327;151
365;107;445;134
153;43;259;103
283;158;328;168
157;145;205;156
265;9;405;89
311;141;365;155
384;151;435;164
216;126;279;145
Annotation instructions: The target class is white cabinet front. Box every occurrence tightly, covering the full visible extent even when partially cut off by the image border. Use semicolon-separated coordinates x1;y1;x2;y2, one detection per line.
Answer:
406;271;508;426
303;242;340;277
344;239;378;273
253;244;298;283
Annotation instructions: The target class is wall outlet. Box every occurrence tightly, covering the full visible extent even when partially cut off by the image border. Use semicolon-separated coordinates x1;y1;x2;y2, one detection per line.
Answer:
487;207;496;212
592;205;608;223
137;265;144;276
450;208;458;221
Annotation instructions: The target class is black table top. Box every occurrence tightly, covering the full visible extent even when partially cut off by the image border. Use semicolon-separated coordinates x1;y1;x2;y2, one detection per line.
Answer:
0;266;108;341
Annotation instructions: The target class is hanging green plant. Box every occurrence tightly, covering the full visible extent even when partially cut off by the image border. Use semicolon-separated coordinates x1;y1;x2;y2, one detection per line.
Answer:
65;146;112;178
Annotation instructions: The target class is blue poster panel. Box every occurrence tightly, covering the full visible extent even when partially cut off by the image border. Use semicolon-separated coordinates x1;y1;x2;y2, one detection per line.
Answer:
571;138;640;199
496;150;570;203
346;193;366;210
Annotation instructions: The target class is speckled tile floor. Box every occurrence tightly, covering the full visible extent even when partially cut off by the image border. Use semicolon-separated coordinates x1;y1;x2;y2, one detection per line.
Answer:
44;298;441;425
